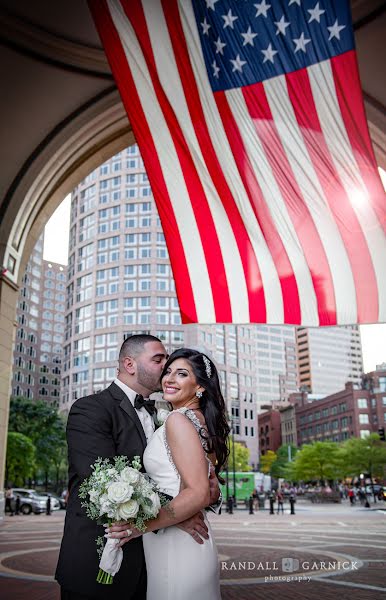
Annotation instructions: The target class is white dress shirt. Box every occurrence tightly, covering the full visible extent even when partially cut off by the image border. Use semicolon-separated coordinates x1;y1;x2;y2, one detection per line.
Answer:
114;378;155;443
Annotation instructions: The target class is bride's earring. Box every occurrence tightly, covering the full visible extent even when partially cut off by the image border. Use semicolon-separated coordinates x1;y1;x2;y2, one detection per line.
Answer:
196;390;203;398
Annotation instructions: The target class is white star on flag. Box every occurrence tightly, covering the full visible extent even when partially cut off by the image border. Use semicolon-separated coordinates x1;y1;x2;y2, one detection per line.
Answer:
254;1;271;18
241;26;258;46
261;43;278;63
289;0;301;6
327;19;346;40
214;36;226;55
222;9;238;29
274;15;290;35
308;2;325;23
206;0;219;10
293;32;311;53
212;60;220;78
230;54;247;73
201;18;211;36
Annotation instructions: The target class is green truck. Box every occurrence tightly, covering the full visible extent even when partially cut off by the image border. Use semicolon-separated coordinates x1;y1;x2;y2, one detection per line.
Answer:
219;472;256;501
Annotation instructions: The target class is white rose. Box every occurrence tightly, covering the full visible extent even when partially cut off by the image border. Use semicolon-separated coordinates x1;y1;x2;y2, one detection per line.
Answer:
156;408;170;425
142;491;161;516
120;467;141;485
107;481;133;504
118;499;139;520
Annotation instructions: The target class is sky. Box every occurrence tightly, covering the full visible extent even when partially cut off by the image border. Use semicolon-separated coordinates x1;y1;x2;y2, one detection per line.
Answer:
43;171;386;374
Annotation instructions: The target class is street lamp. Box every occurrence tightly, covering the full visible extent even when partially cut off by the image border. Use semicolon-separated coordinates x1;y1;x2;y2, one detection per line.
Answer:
231;422;237;507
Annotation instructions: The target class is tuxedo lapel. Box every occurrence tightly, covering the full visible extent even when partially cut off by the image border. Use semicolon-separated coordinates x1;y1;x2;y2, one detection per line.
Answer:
108;382;147;449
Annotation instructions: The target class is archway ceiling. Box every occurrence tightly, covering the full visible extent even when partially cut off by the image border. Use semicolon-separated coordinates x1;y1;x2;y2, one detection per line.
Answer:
0;0;385;227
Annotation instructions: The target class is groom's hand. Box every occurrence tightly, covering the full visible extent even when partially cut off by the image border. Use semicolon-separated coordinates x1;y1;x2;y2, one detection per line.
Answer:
177;512;209;544
208;464;220;505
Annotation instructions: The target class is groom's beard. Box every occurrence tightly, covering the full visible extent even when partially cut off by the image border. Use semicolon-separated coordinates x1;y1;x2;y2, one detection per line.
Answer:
136;362;162;394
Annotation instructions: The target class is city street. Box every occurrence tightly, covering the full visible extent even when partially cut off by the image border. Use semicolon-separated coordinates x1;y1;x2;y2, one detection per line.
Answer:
0;500;385;599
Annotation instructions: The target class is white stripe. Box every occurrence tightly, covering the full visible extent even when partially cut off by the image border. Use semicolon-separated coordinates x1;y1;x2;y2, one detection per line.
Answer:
309;60;386;322
265;74;358;325
108;0;215;321
180;0;285;324
226;88;319;326
142;0;249;322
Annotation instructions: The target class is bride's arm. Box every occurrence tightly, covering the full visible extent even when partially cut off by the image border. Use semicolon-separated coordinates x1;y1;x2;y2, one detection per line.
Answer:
107;412;211;543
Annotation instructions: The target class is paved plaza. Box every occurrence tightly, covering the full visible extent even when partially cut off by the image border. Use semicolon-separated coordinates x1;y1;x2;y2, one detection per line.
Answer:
0;500;385;599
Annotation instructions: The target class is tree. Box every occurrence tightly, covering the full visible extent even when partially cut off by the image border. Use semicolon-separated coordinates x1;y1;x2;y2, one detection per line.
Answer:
288;441;343;484
227;439;251;471
270;444;298;479
9;397;67;490
342;434;386;482
260;450;277;474
5;432;36;486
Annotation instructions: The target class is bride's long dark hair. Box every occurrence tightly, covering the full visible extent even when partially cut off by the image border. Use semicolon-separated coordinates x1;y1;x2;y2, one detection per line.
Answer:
161;348;230;475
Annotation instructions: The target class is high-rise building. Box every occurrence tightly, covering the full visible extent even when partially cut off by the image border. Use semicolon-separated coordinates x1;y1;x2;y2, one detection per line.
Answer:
255;325;298;411
296;326;363;395
61;147;259;466
12;235;67;407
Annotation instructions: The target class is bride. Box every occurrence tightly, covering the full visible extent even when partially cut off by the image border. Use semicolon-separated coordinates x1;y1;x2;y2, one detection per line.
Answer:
108;348;229;599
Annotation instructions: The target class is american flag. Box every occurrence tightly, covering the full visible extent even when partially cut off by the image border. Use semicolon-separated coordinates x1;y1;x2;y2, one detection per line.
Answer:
89;0;385;325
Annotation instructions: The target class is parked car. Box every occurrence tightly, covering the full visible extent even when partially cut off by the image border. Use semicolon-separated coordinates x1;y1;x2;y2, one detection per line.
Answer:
9;489;60;514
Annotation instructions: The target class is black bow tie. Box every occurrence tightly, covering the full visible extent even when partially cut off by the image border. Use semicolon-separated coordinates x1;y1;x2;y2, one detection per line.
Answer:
134;394;157;416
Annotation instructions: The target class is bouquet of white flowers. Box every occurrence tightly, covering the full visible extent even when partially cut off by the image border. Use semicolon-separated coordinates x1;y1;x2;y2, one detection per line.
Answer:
79;455;167;584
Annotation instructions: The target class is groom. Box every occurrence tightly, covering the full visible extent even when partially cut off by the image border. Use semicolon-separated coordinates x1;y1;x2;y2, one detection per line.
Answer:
56;334;214;600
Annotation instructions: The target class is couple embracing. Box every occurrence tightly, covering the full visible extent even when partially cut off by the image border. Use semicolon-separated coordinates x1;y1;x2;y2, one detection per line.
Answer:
56;334;230;599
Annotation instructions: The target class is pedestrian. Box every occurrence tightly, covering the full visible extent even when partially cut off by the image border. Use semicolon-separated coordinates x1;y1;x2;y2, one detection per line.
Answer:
277;488;284;514
348;487;355;505
269;490;276;515
227;495;234;514
46;494;51;515
289;491;296;515
248;495;254;515
15;494;20;515
252;489;259;511
5;488;14;516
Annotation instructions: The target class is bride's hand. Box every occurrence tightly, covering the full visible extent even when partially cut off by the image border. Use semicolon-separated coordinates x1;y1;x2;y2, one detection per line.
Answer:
105;522;142;547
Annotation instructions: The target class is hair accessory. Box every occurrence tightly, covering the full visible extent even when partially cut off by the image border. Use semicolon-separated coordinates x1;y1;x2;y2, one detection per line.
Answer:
202;355;211;379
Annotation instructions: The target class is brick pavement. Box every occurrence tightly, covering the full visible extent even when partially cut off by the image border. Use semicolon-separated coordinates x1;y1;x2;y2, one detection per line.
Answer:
0;501;385;599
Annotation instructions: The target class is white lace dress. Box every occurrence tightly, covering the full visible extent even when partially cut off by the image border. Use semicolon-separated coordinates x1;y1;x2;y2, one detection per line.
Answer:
142;408;221;600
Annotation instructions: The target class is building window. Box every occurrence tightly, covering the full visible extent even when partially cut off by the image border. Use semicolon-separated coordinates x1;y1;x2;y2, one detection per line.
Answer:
357;398;368;409
359;414;369;424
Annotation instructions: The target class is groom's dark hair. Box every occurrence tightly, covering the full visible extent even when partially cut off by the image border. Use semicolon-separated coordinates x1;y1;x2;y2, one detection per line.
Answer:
119;334;162;365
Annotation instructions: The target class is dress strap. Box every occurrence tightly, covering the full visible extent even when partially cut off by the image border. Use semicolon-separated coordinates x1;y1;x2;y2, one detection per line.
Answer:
163;408;211;475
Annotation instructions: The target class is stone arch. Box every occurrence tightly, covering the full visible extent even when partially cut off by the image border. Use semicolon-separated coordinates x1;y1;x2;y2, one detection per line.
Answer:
0;88;134;489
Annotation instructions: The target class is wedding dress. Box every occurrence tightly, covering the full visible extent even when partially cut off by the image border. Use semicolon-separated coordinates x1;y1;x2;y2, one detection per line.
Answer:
142;408;221;600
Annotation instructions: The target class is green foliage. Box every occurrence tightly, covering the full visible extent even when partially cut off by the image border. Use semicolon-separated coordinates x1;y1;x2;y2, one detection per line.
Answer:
6;431;36;486
8;396;67;488
270;444;298;479
288;441;343;483
260;450;277;474
227;439;251;471
341;434;386;479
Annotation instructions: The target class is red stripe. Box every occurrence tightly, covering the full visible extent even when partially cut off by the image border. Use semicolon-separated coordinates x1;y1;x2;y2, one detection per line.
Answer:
120;0;232;322
214;90;301;324
286;66;378;323
88;0;197;323
163;0;266;322
243;81;337;325
331;51;385;233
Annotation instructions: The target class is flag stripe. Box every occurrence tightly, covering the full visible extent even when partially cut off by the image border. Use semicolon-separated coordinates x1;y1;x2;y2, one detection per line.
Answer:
160;0;267;323
179;0;285;324
290;62;378;323
321;56;386;321
332;51;385;228
241;81;326;325
264;73;357;325
89;0;198;323
214;89;301;324
121;0;234;322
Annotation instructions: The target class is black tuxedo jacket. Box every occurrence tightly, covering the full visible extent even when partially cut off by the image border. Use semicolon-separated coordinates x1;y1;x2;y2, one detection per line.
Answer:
55;382;148;599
